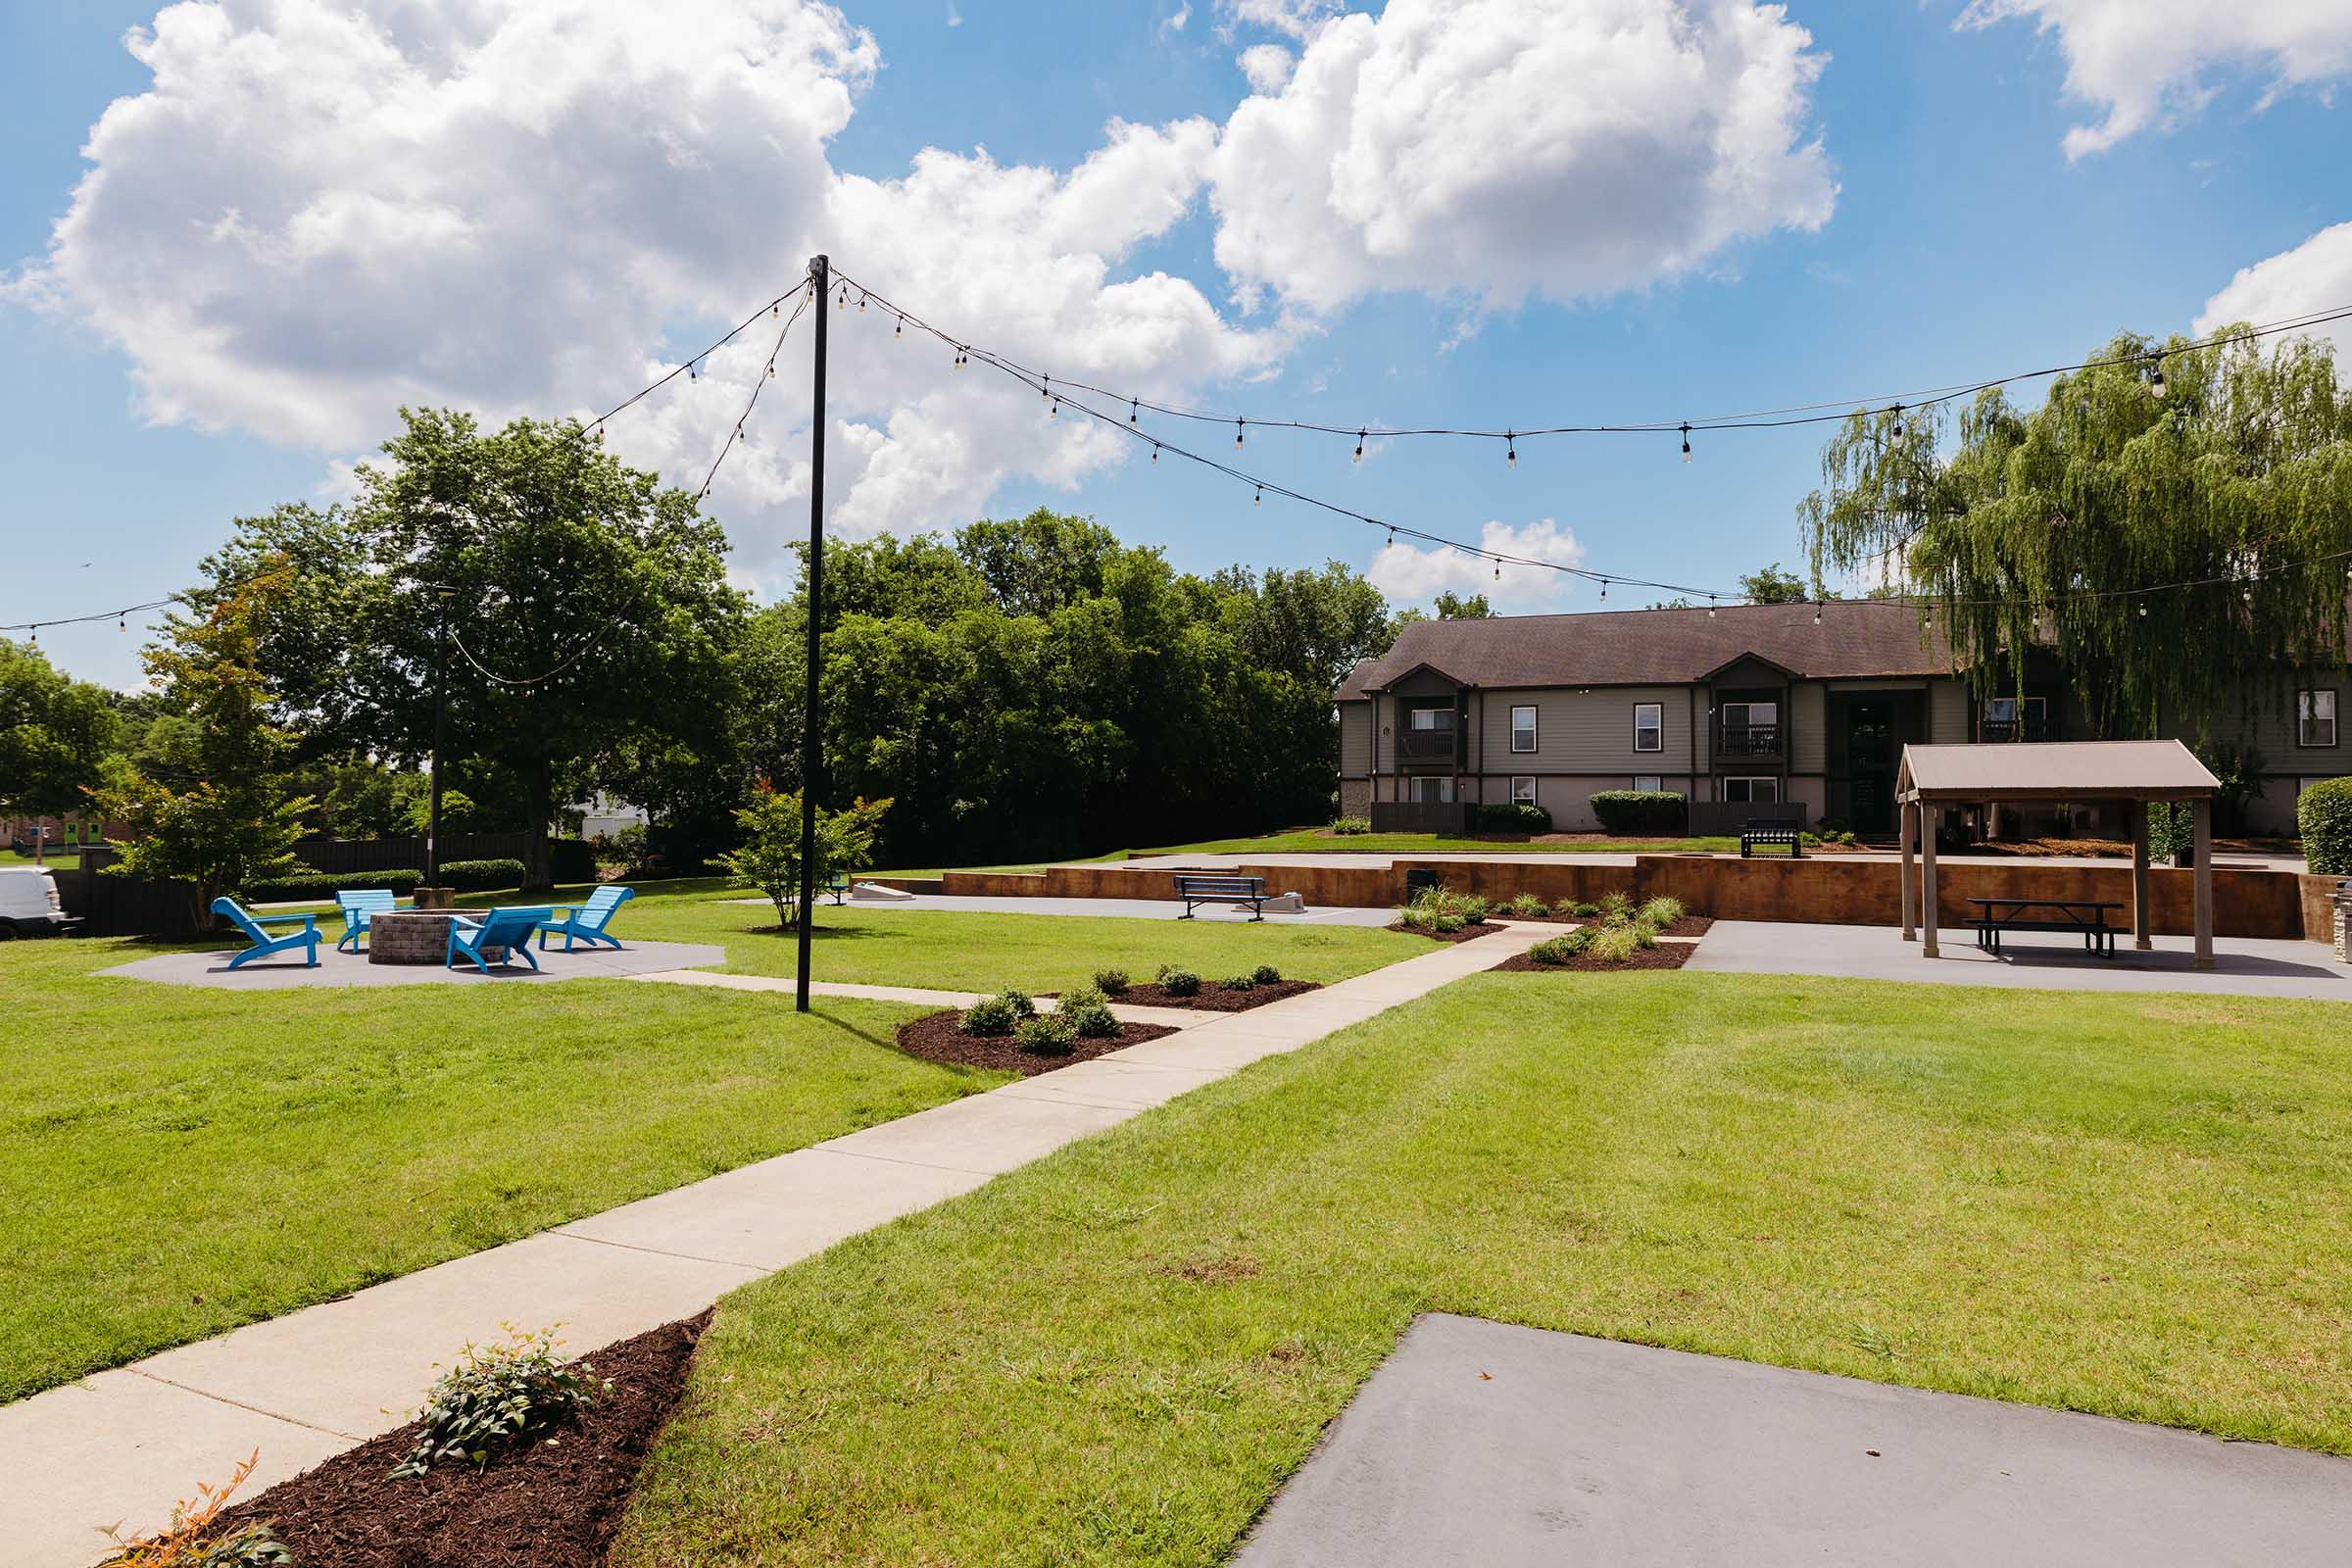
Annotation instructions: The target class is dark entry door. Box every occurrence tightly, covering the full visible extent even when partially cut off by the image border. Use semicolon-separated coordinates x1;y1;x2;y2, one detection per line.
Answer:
1847;699;1895;835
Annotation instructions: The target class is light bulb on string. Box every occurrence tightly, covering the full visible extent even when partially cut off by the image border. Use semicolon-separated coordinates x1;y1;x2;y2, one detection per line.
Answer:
894;316;903;339
765;362;774;379
1048;396;1057;420
857;292;867;312
1680;423;1692;464
1353;427;1366;464
1505;430;1516;468
1598;578;1607;602
119;614;126;632
1813;603;1823;625
2150;355;2168;400
2137;602;2148;617
1235;417;1245;451
1151;443;1159;464
1707;595;1717;619
1494;563;1501;582
1042;375;1051;404
1890;404;1905;439
1253;485;1262;506
687;361;697;381
836;286;847;310
1129;399;1139;426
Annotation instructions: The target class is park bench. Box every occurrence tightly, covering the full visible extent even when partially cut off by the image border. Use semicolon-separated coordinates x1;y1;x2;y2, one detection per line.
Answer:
1967;897;2120;958
1173;873;1268;921
1740;820;1803;858
334;889;401;953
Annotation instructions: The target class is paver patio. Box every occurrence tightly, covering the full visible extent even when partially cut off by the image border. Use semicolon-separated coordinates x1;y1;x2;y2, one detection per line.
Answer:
100;937;726;988
1235;1314;2352;1567
1689;918;2352;1000
2;925;1541;1567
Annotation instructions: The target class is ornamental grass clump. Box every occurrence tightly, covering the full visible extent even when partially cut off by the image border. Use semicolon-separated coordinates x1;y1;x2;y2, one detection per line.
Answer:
1598;891;1635;926
1639;897;1685;928
1508;892;1547;918
1155;964;1201;997
1432;913;1464;934
1015;1011;1079;1056
1588;921;1647;963
1527;928;1595;965
392;1324;608;1478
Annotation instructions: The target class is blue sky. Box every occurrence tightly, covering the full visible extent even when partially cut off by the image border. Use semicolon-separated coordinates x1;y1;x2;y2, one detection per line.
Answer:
6;0;2350;689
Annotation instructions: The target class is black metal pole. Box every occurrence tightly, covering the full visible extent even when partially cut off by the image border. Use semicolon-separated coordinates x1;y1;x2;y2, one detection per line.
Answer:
428;599;447;893
796;254;828;1012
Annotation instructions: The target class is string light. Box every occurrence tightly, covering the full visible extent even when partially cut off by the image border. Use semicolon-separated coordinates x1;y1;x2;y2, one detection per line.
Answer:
771;301;780;320
1235;417;1246;450
836;286;847;309
1151;443;1159;463
687;361;697;381
1813;603;1823;625
1598;579;1607;602
1353;427;1365;464
2150;354;2168;400
1680;423;1692;464
895;315;904;339
1129;399;1139;426
1890;404;1905;439
1253;485;1262;506
1042;374;1051;404
1049;395;1057;419
1505;430;1516;468
1707;595;1717;618
858;292;867;312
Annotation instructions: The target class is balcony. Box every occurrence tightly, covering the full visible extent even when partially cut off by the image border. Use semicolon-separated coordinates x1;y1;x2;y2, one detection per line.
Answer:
1716;723;1784;759
1396;728;1459;763
1980;717;2054;744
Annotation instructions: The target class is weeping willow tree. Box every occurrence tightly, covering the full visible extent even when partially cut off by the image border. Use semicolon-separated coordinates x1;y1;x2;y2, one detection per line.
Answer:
1802;325;2352;737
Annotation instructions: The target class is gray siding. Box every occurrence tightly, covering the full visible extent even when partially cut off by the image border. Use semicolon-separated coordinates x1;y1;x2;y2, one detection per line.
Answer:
1789;681;1827;771
1930;678;1970;744
1339;701;1372;777
1476;686;1695;773
2205;677;2347;768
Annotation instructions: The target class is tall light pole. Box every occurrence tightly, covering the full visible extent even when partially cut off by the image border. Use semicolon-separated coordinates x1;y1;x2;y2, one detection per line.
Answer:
796;254;829;1012
426;585;453;902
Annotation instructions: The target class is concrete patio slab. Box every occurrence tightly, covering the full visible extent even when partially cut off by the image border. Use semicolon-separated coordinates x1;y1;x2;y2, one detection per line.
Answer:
2;1370;351;1568
1690;919;2351;1000
554;1146;986;1271
1235;1314;2352;1568
102;938;727;989
130;1231;760;1441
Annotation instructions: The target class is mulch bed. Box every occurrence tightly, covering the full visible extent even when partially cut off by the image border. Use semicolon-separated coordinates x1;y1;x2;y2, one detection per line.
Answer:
1500;913;1715;938
893;1009;1179;1076
1097;978;1322;1011
1491;941;1697;974
1385;919;1505;944
211;1312;710;1568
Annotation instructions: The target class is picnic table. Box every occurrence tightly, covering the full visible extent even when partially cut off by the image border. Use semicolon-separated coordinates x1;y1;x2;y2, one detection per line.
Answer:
1967;897;2121;957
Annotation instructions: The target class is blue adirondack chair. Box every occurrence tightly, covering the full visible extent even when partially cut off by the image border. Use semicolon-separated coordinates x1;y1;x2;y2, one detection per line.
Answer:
211;896;321;970
538;885;635;952
334;889;401;953
445;906;549;974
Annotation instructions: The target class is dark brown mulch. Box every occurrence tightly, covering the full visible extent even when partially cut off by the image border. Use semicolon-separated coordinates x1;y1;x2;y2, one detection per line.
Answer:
1385;919;1504;944
1501;913;1715;938
893;1009;1179;1076
1491;941;1696;974
1098;978;1322;1011
210;1312;710;1568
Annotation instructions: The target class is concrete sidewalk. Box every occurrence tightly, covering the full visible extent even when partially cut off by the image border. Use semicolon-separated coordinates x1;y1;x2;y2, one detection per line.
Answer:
4;928;1535;1566
1236;1314;2352;1566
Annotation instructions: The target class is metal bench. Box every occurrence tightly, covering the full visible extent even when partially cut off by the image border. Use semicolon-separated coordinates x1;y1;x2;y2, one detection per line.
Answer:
1173;873;1268;920
1968;897;2120;957
1740;820;1803;858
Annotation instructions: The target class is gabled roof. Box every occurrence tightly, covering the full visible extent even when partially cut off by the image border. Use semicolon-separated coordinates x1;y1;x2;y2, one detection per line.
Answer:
1897;740;2218;803
1336;601;1955;701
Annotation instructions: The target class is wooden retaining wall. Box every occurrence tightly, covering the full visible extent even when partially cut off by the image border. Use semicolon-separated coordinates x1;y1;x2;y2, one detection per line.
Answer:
931;857;2341;943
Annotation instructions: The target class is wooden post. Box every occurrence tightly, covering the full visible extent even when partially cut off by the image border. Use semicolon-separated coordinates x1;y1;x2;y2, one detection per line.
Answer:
2130;801;2151;952
2191;797;2214;970
1899;800;1916;942
1920;804;1939;957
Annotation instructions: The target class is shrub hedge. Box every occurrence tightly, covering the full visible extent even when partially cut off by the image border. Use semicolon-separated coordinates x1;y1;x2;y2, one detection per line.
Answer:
1473;802;1551;834
2301;778;2352;875
439;858;525;891
244;867;424;901
1589;790;1685;835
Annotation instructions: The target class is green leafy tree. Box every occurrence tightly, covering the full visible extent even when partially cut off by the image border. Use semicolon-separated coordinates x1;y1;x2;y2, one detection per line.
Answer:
190;410;750;890
1803;325;2352;734
88;578;313;921
1739;563;1816;604
1432;590;1494;619
720;785;892;929
0;638;120;860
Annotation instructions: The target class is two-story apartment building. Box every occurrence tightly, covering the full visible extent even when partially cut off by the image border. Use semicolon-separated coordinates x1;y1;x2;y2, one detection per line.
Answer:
1336;601;2347;836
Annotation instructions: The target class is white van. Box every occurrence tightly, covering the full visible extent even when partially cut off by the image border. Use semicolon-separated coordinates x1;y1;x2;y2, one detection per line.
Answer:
0;866;73;938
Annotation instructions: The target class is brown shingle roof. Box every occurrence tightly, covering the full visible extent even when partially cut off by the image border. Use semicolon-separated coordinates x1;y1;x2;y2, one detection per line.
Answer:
1336;601;1955;700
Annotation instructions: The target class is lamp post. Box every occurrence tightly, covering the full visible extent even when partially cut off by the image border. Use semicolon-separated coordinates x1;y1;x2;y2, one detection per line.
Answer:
796;254;829;1012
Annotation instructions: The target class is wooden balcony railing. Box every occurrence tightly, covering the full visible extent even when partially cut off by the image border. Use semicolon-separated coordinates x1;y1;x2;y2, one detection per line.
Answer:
1716;723;1784;758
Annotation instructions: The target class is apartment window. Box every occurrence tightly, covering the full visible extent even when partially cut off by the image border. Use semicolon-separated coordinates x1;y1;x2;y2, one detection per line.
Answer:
1722;776;1782;804
1510;704;1538;753
1633;702;1664;753
1411;776;1455;804
1511;775;1537;805
2299;689;2337;748
1984;696;2048;741
1633;774;1664;793
1408;705;1454;732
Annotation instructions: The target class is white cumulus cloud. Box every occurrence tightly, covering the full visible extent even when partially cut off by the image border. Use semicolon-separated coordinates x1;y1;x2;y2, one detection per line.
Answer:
1205;0;1838;312
1236;42;1296;93
1958;0;2352;159
1367;517;1588;613
2195;220;2352;364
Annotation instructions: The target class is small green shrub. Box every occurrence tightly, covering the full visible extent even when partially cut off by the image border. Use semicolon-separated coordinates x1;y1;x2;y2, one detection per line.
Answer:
1015;1011;1079;1055
1589;790;1686;835
1631;920;1659;950
2301;778;2352;875
1638;897;1685;927
438;857;525;891
1328;815;1373;836
1433;912;1464;934
1093;968;1130;996
1473;802;1552;834
96;1453;292;1567
1527;928;1596;965
1405;885;1489;924
1396;904;1433;929
392;1324;607;1478
958;995;1021;1036
1598;891;1635;925
1000;988;1038;1019
1155;965;1201;997
1219;972;1258;992
1588;922;1645;963
1064;1001;1121;1039
1250;962;1283;985
1566;900;1598;918
1059;984;1106;1012
1508;892;1548;917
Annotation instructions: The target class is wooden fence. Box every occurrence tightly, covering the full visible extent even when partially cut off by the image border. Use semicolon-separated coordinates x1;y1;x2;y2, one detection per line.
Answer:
292;830;538;874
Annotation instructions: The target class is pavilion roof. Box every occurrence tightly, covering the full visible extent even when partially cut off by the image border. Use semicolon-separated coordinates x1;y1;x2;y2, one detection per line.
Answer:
1896;740;2219;805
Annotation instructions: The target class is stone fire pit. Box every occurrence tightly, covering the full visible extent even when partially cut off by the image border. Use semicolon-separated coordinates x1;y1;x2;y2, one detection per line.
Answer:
368;910;463;965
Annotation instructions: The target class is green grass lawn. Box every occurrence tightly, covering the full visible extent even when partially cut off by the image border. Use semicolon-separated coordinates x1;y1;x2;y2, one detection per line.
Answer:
617;970;2352;1566
624;892;1428;992
0;934;1003;1403
0;848;79;870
